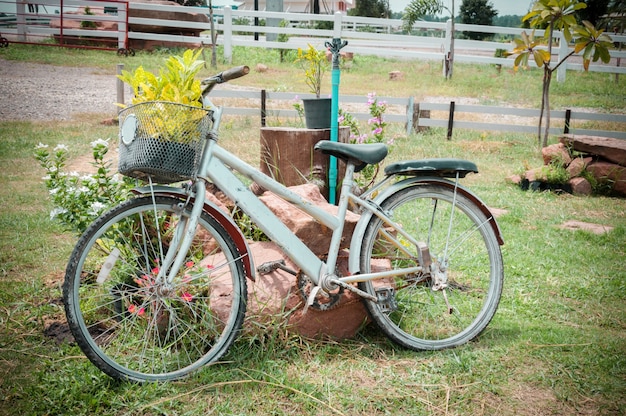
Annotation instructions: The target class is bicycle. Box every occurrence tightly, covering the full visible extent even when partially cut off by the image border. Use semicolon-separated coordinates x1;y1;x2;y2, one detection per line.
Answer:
63;65;504;382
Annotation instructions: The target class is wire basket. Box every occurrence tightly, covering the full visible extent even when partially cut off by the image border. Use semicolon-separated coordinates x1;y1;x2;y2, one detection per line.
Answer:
118;102;212;184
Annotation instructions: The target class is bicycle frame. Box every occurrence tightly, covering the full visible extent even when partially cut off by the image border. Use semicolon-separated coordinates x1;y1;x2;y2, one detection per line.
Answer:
143;84;502;303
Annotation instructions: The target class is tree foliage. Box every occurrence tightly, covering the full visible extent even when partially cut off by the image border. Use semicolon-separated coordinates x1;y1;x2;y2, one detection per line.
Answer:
459;0;498;40
402;0;445;32
348;0;391;18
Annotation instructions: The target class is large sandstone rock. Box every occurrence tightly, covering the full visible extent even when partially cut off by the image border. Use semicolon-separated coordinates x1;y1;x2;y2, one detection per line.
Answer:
258;183;359;256
205;240;382;340
560;134;626;167
245;241;371;340
586;161;626;195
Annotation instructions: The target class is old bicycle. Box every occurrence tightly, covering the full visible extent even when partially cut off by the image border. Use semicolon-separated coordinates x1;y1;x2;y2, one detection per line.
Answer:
63;65;504;382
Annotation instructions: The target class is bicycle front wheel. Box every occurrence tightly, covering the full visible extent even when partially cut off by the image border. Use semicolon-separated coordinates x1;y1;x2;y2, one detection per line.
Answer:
63;196;247;382
359;183;503;350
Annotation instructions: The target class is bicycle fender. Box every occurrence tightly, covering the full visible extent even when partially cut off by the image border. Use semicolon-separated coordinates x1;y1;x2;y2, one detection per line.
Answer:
348;177;504;275
132;186;255;282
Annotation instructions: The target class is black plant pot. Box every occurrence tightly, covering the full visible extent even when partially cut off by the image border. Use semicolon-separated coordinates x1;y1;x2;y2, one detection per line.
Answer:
302;97;332;129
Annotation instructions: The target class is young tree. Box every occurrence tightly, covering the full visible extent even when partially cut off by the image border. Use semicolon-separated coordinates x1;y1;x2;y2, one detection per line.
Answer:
403;0;456;78
507;0;613;147
459;0;497;40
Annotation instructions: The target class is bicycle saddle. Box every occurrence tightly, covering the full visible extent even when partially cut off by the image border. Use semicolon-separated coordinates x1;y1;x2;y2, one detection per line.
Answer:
314;141;388;172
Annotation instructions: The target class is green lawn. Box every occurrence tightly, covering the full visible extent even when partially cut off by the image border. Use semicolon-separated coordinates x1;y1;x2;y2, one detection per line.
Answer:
0;44;625;415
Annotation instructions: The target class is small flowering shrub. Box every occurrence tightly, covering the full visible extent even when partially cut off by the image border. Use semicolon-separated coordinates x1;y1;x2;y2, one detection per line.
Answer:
340;92;394;189
292;92;394;190
34;139;134;235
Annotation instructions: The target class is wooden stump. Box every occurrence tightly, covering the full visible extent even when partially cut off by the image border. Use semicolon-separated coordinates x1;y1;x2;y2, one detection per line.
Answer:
256;127;350;200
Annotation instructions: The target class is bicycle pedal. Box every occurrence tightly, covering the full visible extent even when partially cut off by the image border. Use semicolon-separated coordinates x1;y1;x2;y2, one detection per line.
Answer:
375;287;398;313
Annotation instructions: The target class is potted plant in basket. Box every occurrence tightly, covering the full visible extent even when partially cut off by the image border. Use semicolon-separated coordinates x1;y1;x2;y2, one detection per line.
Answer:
295;43;331;129
116;49;212;183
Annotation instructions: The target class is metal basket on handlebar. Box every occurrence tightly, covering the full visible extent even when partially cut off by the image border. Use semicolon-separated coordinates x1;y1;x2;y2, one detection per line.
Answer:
118;101;212;184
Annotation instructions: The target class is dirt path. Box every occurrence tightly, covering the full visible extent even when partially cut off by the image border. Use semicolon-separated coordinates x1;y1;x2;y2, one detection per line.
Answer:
0;58;121;121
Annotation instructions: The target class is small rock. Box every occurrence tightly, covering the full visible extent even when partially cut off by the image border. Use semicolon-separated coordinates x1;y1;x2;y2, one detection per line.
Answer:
569;176;592;195
542;143;572;166
389;71;404;80
566;157;590;177
256;63;268;73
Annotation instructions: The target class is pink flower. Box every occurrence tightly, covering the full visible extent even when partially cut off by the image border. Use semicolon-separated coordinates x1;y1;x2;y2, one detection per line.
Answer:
128;304;145;316
181;292;194;302
185;260;195;269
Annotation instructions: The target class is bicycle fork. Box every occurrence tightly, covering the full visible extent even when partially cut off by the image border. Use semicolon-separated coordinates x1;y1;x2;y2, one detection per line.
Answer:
151;179;207;288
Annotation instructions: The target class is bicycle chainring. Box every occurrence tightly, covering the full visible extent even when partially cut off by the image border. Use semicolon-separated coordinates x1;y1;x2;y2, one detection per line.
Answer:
297;272;344;311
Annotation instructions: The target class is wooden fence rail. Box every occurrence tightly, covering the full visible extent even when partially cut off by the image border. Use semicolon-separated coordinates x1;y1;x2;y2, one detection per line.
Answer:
204;89;626;140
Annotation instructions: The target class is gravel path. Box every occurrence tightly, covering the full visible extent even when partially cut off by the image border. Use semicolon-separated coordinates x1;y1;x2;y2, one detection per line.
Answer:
0;58;121;121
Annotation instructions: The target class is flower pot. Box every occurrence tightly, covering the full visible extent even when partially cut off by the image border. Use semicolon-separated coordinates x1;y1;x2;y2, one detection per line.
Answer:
302;98;332;129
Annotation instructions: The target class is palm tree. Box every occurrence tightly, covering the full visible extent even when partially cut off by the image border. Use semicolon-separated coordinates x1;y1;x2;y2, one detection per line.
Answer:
403;0;455;78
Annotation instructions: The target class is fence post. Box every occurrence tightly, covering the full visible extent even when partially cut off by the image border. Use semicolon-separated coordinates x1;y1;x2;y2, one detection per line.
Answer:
16;0;26;42
333;11;343;38
117;1;127;49
406;96;414;135
117;63;124;113
443;19;452;78
223;6;233;64
447;101;455;140
564;109;571;134
261;89;266;127
557;31;568;83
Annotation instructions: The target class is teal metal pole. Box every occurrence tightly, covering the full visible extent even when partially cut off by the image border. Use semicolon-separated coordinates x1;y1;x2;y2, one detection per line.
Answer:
325;38;347;205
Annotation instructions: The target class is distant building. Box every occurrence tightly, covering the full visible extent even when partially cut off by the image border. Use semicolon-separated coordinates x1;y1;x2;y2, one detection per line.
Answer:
234;0;353;14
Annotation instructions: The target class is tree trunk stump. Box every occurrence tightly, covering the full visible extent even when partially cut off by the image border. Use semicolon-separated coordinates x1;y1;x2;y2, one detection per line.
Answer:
256;127;350;200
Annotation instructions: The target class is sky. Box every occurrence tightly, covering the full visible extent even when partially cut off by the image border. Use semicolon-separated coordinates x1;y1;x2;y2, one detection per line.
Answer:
388;0;534;15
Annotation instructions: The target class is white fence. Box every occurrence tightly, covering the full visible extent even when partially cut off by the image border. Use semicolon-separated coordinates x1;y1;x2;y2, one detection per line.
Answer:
197;89;626;139
3;0;626;82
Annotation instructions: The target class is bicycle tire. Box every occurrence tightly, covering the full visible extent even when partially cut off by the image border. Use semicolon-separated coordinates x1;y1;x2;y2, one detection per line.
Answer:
63;196;247;382
358;183;503;350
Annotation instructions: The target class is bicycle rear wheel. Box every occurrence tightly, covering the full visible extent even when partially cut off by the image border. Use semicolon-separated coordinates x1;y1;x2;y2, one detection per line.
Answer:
63;196;247;382
359;183;503;350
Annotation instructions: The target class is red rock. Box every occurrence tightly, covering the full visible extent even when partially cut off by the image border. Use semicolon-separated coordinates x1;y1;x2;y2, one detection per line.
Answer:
586;161;626;196
542;143;572;166
206;241;385;340
566;157;588;177
560;134;626;167
568;177;592;195
258;183;359;256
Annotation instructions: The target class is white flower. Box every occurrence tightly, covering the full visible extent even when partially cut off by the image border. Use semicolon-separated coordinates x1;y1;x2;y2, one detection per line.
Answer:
42;175;51;180
50;207;67;220
68;171;80;177
49;188;59;195
36;143;49;149
88;201;107;216
91;138;109;148
54;144;69;152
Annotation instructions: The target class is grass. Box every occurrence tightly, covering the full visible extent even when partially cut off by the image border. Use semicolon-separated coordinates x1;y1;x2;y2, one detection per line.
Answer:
1;44;625;415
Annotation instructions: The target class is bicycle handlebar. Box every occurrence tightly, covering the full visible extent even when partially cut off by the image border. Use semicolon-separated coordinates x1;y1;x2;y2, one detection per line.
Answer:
201;65;250;97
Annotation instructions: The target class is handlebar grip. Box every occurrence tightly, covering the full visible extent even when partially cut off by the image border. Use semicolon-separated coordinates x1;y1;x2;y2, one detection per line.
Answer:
220;65;250;82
